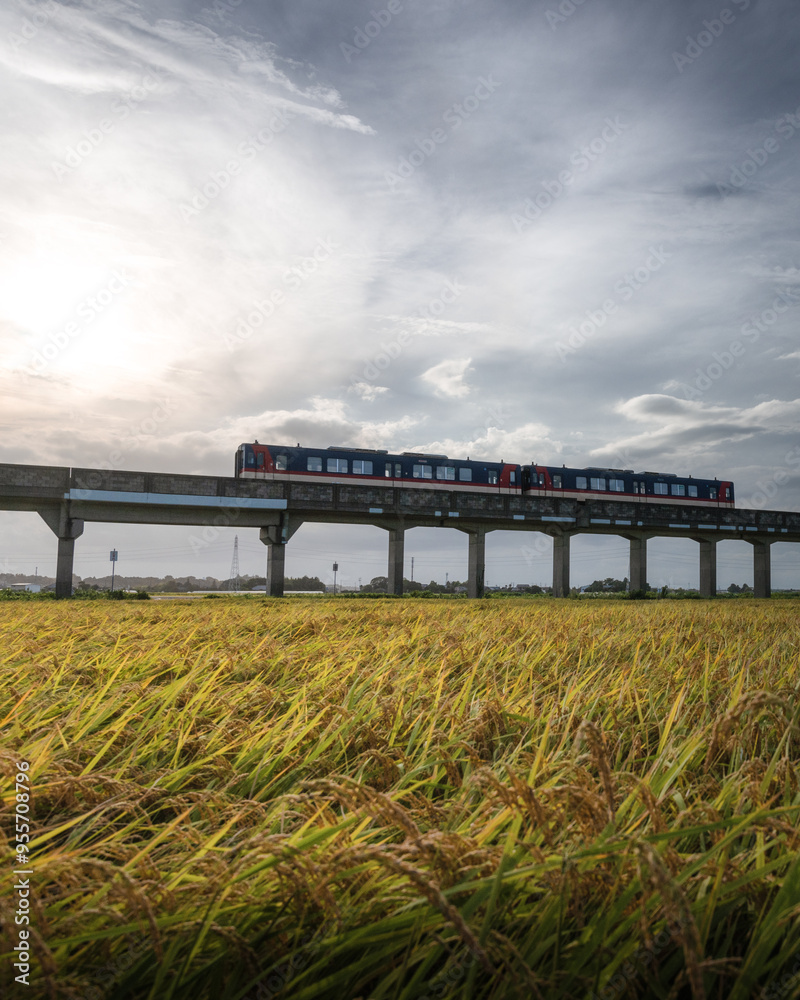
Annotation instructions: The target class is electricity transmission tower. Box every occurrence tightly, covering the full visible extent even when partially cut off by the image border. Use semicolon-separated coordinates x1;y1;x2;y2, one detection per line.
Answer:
229;535;240;592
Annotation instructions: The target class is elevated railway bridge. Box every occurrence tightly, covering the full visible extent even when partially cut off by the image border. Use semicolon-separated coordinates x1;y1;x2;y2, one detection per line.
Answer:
1;462;798;598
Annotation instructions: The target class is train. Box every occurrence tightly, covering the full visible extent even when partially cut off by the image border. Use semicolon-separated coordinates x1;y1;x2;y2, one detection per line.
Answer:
235;443;735;507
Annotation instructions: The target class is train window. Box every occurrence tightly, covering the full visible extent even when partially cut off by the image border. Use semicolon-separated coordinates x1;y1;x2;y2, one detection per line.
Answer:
353;460;373;475
723;487;729;499
488;471;498;485
590;477;606;491
395;463;402;477
436;466;456;480
576;476;587;489
671;484;686;496
459;468;472;482
552;474;562;488
327;458;348;473
510;471;516;484
610;479;625;492
257;452;265;468
688;485;697;497
413;464;432;479
709;487;717;500
274;455;287;470
385;463;393;477
538;473;545;485
307;457;322;472
654;483;668;495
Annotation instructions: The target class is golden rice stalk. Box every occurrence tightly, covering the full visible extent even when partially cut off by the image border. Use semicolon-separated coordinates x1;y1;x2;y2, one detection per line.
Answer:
337;845;493;974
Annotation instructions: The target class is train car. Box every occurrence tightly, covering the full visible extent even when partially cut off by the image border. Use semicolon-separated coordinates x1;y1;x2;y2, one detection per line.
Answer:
236;443;521;494
522;465;734;507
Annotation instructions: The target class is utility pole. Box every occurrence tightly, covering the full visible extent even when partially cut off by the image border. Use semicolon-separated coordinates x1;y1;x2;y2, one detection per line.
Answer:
332;562;338;595
411;556;414;581
110;549;118;591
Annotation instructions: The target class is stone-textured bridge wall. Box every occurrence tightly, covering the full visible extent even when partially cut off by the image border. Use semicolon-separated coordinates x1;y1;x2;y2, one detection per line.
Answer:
0;463;69;495
69;468;284;500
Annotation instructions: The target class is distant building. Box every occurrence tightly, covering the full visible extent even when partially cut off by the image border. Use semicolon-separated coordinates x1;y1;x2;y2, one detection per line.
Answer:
10;583;41;593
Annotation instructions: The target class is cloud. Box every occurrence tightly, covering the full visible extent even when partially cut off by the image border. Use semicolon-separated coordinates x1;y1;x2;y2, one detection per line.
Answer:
412;421;559;463
348;381;390;402
591;395;800;466
420;358;473;398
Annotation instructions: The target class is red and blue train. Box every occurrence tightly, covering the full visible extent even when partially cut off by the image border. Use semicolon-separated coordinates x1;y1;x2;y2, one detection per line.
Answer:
235;443;734;507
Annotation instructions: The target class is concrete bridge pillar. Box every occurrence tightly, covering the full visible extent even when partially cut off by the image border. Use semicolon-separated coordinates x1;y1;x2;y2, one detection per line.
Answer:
259;517;301;597
627;535;648;592
750;539;772;598
552;533;570;597
38;506;84;597
466;528;486;599
697;538;717;597
387;526;405;595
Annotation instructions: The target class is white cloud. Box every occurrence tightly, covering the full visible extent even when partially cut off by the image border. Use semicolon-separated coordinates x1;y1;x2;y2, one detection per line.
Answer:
348;381;390;401
413;422;559;462
420;358;473;398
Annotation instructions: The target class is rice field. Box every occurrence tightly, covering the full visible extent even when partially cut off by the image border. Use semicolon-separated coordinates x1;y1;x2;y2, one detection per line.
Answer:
1;597;800;1000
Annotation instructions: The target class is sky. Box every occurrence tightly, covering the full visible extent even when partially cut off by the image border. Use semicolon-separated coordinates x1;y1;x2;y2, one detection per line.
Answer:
2;0;800;590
